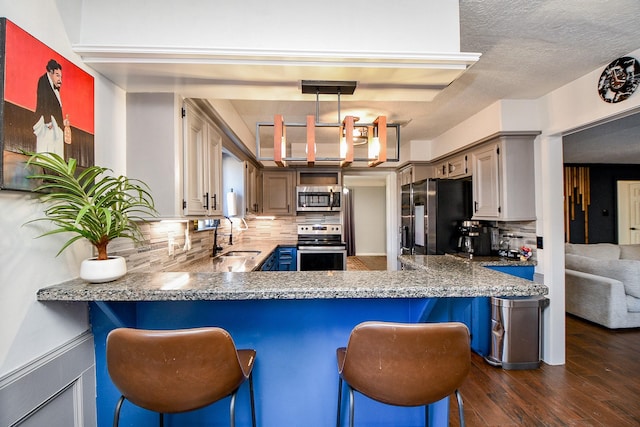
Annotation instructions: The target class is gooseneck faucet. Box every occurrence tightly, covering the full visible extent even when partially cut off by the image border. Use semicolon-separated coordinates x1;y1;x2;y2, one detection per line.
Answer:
211;219;223;257
225;216;233;245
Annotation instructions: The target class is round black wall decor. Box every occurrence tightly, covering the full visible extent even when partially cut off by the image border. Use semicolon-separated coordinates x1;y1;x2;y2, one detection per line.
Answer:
597;56;640;103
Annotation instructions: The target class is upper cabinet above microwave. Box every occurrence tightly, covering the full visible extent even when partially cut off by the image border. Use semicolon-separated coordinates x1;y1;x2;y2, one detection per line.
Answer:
262;170;295;216
297;169;341;186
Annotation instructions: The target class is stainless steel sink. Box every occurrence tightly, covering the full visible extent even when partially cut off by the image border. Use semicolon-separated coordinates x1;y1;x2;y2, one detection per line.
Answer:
220;250;261;257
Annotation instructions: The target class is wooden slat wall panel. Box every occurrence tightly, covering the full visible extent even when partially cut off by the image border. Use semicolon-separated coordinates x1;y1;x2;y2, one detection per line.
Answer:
564;166;590;242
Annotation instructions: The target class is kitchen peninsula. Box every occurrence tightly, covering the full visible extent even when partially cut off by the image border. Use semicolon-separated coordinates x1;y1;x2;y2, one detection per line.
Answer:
37;255;546;427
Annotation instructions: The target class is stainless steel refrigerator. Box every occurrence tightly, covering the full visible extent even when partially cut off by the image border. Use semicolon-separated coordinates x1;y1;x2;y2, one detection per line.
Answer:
400;178;472;255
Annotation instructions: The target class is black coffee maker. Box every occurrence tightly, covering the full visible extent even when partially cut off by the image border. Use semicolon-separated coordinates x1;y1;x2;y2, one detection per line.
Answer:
457;220;492;258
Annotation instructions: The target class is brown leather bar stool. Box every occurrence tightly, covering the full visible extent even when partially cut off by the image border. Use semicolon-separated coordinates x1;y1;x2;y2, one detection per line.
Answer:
106;327;256;427
336;321;470;427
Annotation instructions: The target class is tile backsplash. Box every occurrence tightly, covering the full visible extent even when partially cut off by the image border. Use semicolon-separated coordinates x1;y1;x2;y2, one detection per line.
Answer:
108;213;340;272
495;220;538;261
107;216;538;271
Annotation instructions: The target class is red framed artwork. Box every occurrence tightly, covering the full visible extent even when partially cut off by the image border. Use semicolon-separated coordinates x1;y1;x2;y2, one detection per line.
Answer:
0;18;95;191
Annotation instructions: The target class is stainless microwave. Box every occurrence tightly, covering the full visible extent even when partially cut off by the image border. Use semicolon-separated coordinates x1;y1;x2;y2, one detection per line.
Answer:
296;186;342;212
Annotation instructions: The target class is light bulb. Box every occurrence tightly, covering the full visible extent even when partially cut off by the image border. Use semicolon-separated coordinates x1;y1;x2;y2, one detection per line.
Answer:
369;137;380;159
340;137;347;158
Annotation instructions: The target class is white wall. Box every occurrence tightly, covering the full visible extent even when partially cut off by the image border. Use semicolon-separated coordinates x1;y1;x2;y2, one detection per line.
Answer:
429;99;542;159
352;186;387;255
76;0;462;54
222;153;245;217
0;0;125;377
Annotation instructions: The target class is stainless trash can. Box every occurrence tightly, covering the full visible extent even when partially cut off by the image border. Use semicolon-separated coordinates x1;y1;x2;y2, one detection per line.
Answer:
485;296;546;370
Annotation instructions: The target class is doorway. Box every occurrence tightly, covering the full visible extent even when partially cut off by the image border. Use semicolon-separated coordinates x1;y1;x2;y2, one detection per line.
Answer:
617;180;640;244
343;171;398;270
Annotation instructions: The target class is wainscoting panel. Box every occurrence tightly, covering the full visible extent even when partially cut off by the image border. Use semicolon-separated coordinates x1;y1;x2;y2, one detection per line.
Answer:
0;331;96;427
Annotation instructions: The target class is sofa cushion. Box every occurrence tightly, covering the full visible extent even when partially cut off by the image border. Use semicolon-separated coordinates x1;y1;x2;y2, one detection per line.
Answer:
627;295;640;313
566;254;640;299
620;244;640;261
565;253;596;272
565;243;620;260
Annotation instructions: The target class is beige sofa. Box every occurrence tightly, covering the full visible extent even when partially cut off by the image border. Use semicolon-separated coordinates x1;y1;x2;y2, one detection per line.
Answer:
565;243;640;329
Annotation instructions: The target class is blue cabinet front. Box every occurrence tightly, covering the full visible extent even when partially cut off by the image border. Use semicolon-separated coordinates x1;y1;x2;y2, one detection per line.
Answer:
260;247;297;271
91;299;453;427
486;265;535;280
277;246;297;271
260;252;277;271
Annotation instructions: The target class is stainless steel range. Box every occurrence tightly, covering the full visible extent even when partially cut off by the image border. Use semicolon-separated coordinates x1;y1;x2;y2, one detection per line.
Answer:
296;224;346;271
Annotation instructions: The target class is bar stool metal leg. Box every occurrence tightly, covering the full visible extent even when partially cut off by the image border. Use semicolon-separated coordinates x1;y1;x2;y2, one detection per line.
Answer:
425;403;429;426
336;378;343;427
249;372;257;427
348;385;355;427
455;389;466;427
113;395;125;427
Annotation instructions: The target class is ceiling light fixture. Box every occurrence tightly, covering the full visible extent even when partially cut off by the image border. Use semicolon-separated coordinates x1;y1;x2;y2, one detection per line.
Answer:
256;80;398;167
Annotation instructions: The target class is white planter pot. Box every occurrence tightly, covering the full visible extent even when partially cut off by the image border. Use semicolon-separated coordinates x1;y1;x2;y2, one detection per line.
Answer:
80;256;127;283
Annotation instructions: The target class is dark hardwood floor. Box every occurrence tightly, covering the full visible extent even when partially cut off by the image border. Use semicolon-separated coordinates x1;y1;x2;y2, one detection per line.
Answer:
449;315;640;426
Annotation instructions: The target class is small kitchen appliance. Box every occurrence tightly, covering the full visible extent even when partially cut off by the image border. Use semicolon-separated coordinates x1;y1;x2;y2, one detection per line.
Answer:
296;224;346;271
457;221;493;258
457;220;480;258
498;234;524;259
296;186;342;212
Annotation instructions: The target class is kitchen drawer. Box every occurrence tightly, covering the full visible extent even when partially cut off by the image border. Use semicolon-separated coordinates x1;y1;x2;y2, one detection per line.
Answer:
260;252;278;271
277;247;297;271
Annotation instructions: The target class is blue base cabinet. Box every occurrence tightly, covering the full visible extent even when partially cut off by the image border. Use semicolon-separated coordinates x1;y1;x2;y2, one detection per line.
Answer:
277;246;297;271
486;265;535;281
260;252;277;271
91;298;453;427
261;246;297;271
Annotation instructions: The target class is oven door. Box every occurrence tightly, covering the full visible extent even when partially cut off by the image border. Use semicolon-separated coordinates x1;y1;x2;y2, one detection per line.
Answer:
297;247;346;271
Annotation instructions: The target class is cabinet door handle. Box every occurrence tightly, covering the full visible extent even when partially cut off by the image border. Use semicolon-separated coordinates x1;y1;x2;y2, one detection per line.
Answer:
442;165;447;175
474;201;478;213
203;192;209;209
448;163;454;173
212;194;217;210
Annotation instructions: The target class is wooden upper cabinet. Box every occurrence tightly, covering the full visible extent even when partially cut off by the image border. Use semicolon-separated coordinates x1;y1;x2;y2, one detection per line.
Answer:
471;134;537;221
126;93;184;218
398;164;432;185
183;101;222;216
262;170;294;216
245;161;261;214
472;143;501;218
434;155;469;179
447;154;469;179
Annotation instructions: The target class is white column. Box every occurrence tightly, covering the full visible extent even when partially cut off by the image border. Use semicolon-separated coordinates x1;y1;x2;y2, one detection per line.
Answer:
536;134;566;365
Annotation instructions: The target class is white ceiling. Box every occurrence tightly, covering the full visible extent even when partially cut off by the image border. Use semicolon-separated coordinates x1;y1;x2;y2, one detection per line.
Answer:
83;0;640;164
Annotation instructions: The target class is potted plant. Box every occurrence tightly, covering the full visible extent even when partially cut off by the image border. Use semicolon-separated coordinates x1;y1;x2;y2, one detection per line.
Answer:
24;152;158;282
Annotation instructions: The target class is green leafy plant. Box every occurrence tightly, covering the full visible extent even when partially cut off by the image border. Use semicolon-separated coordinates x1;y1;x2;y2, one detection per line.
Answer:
24;152;158;260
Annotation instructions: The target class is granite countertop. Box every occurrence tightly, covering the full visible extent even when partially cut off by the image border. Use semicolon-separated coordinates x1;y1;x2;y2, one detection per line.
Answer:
177;241;295;273
399;253;536;269
37;255;547;302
